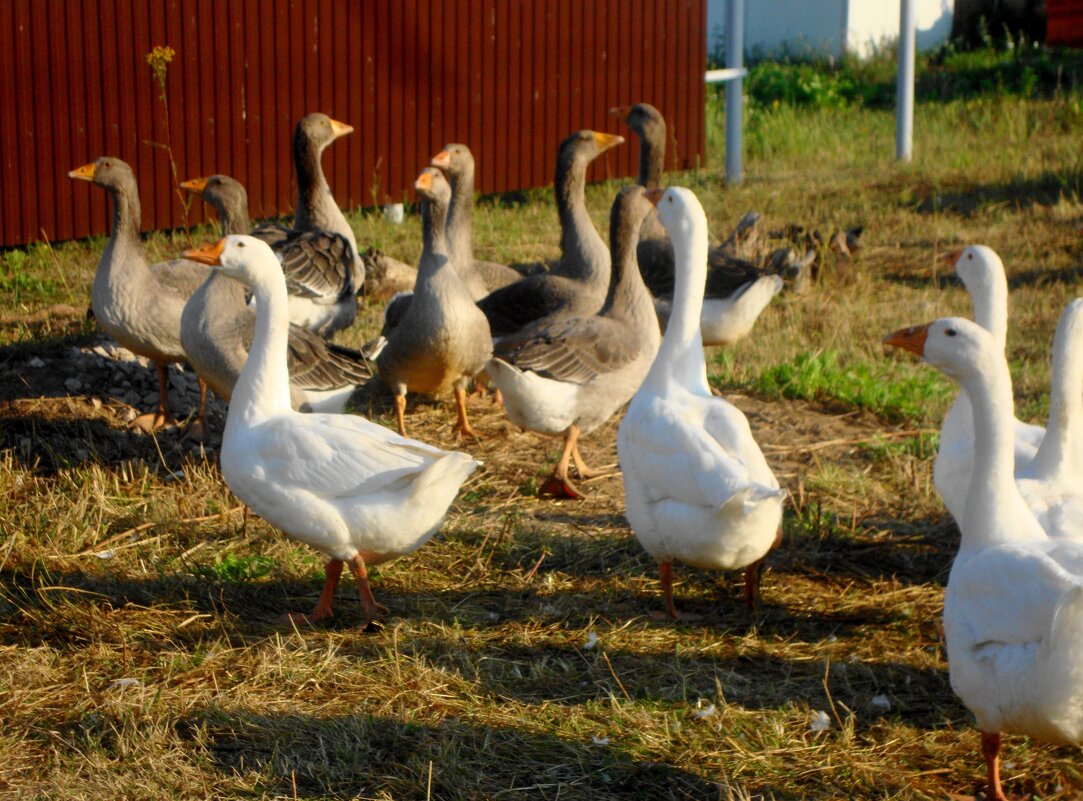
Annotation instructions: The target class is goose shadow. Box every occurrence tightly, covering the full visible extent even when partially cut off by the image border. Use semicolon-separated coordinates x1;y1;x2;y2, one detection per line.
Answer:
176;708;732;800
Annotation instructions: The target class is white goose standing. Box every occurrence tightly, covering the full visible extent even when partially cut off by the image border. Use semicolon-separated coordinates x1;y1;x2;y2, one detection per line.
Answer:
1017;298;1083;539
934;245;1044;523
885;317;1083;801
618;187;784;618
184;236;479;626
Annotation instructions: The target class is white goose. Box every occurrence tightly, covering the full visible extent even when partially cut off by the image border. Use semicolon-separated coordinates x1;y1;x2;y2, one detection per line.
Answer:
1017;298;1083;539
618;187;784;618
885;317;1083;801
934;245;1044;524
184;236;479;626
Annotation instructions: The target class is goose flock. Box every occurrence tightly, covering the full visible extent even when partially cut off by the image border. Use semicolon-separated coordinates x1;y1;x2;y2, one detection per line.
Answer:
61;105;1083;800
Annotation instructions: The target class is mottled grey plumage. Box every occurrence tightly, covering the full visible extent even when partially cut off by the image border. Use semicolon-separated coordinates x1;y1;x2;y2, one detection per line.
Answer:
476;130;624;337
375;168;494;436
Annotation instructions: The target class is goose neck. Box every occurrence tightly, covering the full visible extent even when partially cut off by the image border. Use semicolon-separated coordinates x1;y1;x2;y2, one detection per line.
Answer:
958;353;1045;549
637;131;665;189
228;274;293;423
420;197;450;273
218;198;251;236
969;272;1009;352
108;180;142;244
1029;306;1083;479
294;137;330;225
445;170;474;266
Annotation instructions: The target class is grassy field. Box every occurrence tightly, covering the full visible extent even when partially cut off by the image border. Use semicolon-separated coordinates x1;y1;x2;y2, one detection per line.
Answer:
2;50;1083;800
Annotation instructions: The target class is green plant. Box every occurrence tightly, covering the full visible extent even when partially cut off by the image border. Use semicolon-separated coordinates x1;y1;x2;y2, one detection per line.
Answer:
144;45;192;245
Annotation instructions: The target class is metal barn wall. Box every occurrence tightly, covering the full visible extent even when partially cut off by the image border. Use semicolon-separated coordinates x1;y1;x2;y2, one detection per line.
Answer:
0;0;706;247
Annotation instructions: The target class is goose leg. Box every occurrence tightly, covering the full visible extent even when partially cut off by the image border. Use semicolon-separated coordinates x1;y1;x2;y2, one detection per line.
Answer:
981;731;1009;801
743;557;765;612
571;441;601;479
285;559;343;625
659;560;680;619
539;425;584;499
187;377;209;443
394;393;408;437
132;362;177;432
348;553;389;625
453;385;480;439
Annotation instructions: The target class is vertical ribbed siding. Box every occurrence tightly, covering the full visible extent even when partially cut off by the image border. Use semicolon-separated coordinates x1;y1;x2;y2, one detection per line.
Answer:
0;0;706;247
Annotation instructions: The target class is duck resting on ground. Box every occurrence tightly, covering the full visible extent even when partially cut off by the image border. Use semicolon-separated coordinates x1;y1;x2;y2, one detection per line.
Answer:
184;235;480;627
69;156;207;433
487;185;661;499
885;316;1083;801
619;187;784;618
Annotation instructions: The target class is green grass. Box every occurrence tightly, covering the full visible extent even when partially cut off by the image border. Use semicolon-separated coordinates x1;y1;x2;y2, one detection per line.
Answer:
717;349;953;424
2;45;1083;800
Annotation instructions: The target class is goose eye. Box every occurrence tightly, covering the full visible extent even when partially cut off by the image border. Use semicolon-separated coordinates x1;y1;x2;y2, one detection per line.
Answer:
945;328;957;337
237;241;246;248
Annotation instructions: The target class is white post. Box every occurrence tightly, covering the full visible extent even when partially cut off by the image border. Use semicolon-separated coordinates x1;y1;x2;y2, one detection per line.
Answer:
724;0;745;184
896;0;916;161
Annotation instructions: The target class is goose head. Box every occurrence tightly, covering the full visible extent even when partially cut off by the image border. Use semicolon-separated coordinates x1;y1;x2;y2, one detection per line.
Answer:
415;167;452;208
609;102;665;140
952;244;1005;298
884;317;997;383
184;235;280;289
557;129;625;172
68;156;136;192
295;112;353;154
180;175;249;220
649;186;708;244
430;143;473;178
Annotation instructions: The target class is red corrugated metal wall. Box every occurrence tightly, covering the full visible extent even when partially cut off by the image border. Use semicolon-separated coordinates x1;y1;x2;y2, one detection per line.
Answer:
0;0;706;248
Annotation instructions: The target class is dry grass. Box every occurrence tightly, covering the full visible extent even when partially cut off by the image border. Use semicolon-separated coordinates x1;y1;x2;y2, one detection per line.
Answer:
2;91;1083;800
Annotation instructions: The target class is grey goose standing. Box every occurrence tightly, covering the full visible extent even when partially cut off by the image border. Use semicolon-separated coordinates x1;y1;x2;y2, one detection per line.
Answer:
486;185;662;499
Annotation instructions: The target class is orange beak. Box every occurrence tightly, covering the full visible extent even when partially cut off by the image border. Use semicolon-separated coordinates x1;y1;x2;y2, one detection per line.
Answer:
329;118;354;139
68;163;96;181
592;131;624;152
939;249;962;264
431;149;451;169
184;238;227;266
609;105;634;120
645;188;665;207
883;324;930;356
415;171;434;192
179;176;209;194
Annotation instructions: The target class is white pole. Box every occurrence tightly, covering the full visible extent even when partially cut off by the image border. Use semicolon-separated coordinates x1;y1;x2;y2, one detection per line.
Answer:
896;0;916;161
725;0;745;184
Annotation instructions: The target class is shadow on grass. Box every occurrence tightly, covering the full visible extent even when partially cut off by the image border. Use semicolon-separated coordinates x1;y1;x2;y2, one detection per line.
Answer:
914;171;1083;218
181;708;733;801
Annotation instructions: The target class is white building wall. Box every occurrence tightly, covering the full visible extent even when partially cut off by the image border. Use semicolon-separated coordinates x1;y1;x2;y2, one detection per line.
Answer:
706;0;955;60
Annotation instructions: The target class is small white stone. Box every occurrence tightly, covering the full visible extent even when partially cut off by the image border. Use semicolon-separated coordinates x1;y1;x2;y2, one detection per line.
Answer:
582;632;599;650
809;710;832;732
28;357;45;368
591;735;609;746
693;703;717;719
870;694;891;712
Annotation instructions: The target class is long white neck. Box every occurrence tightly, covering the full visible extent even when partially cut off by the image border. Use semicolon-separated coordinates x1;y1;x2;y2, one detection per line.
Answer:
966;266;1009;352
645;217;710;395
957;348;1046;552
1028;302;1083;480
227;272;294;425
